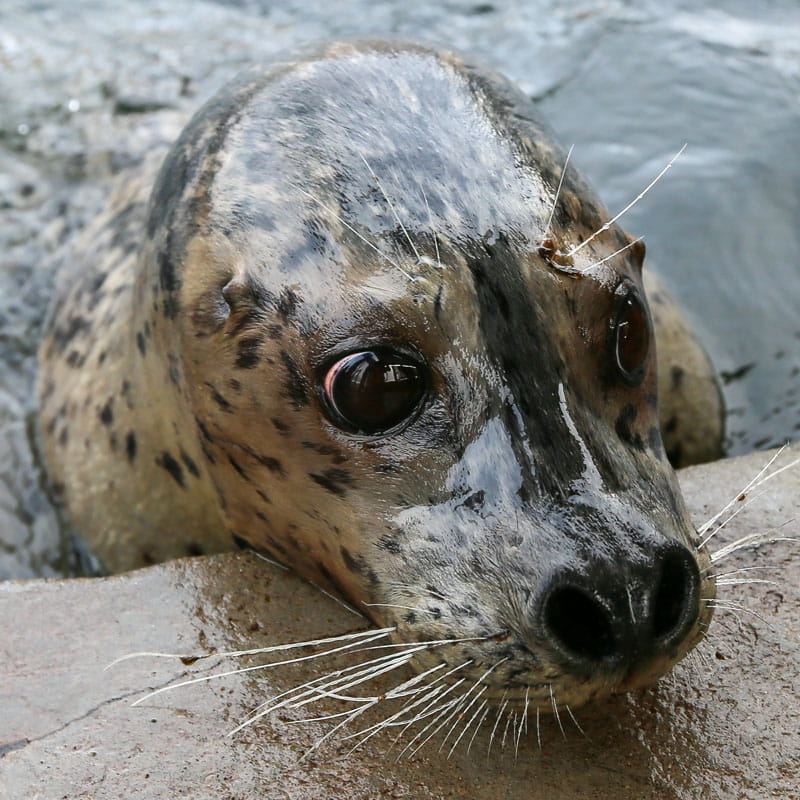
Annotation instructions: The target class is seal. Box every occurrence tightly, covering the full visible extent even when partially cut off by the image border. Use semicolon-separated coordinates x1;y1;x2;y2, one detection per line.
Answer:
38;40;717;711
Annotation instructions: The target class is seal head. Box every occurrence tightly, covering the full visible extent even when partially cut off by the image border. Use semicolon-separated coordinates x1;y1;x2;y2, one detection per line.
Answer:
39;40;715;709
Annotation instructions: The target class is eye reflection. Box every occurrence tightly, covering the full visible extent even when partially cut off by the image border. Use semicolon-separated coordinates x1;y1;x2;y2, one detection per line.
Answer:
322;350;427;435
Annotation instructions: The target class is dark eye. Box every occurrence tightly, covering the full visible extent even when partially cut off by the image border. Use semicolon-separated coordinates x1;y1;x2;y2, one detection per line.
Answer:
614;291;650;383
322;350;427;435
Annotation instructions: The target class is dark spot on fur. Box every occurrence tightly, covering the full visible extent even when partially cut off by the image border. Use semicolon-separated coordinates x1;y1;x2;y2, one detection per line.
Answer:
125;431;137;462
403;611;418;624
186;542;205;557
256;489;271;505
615;403;644;450
377;534;402;554
227;454;250;482
229;378;241;392
99;398;114;426
280;350;308;407
206;382;233;412
236;336;262;369
156;451;185;487
256;455;284;474
648;426;663;455
272;418;291;434
180;450;200;478
309;468;354;497
196;417;214;442
340;546;369;577
460;490;485;511
66;350;85;368
58;426;69;446
277;288;299;319
670;365;685;391
664;415;678;434
136;331;147;355
666;442;683;466
52;315;90;353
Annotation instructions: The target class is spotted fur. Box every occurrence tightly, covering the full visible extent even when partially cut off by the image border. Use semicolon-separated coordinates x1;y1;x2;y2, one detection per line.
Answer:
38;40;718;709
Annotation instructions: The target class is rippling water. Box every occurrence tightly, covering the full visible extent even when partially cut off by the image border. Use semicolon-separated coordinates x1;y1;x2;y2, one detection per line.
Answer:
1;0;798;578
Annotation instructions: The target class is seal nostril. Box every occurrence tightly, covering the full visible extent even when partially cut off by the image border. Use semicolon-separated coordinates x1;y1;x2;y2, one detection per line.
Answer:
653;548;698;642
544;586;616;661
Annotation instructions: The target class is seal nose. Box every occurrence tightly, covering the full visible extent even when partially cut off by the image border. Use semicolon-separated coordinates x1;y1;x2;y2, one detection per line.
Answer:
540;544;700;669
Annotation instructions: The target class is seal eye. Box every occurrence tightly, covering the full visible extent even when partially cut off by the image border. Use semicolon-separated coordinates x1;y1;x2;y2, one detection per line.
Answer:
322;350;427;435
614;291;650;383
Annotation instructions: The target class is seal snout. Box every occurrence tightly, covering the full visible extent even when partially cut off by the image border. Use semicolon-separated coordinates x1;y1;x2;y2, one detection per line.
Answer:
539;543;701;675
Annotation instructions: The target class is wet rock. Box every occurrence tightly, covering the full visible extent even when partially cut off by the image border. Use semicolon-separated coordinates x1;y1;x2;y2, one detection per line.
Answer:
1;447;798;799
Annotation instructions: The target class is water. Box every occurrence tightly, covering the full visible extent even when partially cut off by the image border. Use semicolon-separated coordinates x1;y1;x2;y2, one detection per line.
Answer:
1;0;798;578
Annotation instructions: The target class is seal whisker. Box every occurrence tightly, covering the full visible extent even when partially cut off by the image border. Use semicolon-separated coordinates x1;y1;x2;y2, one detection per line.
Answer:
716;578;778;587
697;444;791;541
579;236;643;275
549;684;566;740
449;697;490;759
709;565;776;579
710;520;798;564
346;661;475;753
404;686;472;758
467;703;491;754
420;188;442;270
501;709;515;752
543;143;574;239
285;652;419;711
348;632;494;655
108;626;394;670
567;143;686;258
565;703;586;737
230;647;424;732
415;676;486;756
704;600;773;628
294;185;414;280
358;153;421;262
536;707;541;750
442;685;488;756
625;585;637;625
129;628;395;706
298;656;473;761
487;694;508;756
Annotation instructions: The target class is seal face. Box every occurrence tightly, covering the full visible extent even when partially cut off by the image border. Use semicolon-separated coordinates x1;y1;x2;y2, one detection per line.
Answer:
39;40;715;709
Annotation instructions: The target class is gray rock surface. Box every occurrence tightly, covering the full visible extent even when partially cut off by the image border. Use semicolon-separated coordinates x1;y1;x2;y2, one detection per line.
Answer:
2;447;798;799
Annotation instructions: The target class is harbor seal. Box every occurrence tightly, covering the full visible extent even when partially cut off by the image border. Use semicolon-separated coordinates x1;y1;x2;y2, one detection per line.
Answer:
38;40;717;710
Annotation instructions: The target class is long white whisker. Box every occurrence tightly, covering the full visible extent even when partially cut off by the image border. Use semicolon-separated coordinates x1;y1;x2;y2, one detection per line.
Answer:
710;520;798;564
565;704;586;737
716;578;778;587
359;153;421;262
543;144;574;238
420;188;442;270
407;689;471;758
567;144;686;258
448;697;489;759
130;628;394;707
108;626;394;670
705;600;773;628
487;694;508;756
230;648;418;733
296;185;414;280
467;704;491;754
697;445;788;539
580;237;643;274
550;685;566;739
